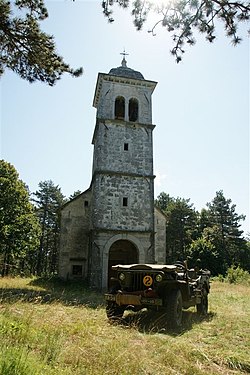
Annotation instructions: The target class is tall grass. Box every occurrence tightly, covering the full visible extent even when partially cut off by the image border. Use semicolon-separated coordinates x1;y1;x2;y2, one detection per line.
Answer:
0;277;249;374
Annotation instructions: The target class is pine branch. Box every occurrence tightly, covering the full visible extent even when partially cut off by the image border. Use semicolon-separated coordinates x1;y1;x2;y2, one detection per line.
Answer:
102;0;250;62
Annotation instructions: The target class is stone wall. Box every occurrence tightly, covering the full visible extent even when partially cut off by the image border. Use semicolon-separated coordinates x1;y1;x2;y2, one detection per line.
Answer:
92;120;154;176
96;75;155;124
89;230;155;289
92;173;154;232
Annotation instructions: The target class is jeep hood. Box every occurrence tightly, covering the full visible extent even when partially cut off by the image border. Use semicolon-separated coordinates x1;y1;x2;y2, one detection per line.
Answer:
111;264;177;272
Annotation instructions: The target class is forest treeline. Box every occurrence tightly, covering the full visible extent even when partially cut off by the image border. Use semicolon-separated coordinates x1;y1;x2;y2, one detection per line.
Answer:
1;159;249;277
155;192;250;274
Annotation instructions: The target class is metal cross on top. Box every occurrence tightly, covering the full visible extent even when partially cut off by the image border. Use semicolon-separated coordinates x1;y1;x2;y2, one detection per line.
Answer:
120;49;129;59
120;49;129;67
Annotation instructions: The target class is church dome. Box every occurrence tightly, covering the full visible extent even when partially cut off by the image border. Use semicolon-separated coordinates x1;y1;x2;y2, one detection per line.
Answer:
109;56;144;80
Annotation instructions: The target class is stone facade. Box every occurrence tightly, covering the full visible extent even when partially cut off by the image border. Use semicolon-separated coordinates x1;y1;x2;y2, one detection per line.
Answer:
58;58;167;289
59;189;91;279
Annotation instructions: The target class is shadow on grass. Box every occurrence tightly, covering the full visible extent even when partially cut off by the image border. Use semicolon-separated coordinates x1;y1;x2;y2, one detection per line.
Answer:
0;277;104;308
108;309;215;336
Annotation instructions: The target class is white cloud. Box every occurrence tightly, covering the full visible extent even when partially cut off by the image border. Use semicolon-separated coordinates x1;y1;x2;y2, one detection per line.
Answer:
154;170;167;188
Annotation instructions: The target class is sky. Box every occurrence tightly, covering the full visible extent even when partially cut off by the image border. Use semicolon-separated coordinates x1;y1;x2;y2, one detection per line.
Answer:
1;0;249;235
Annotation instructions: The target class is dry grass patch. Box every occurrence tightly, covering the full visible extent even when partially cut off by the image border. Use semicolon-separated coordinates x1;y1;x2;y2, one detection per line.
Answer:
0;277;249;374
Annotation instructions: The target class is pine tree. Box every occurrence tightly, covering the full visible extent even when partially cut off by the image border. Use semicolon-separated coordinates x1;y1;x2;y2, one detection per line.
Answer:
155;193;198;262
204;190;248;273
0;0;82;85
155;192;174;211
32;180;66;275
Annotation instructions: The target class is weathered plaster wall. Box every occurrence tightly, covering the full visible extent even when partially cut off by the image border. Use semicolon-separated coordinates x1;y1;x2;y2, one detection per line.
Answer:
59;190;91;280
154;207;167;264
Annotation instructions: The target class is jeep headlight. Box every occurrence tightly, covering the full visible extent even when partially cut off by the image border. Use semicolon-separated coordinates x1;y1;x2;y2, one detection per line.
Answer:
118;272;125;281
155;274;163;283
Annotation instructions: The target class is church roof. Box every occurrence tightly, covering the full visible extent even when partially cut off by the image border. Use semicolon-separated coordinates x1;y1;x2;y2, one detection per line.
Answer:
108;56;144;80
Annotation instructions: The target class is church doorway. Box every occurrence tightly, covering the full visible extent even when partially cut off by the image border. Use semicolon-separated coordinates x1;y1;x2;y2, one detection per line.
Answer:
108;240;138;287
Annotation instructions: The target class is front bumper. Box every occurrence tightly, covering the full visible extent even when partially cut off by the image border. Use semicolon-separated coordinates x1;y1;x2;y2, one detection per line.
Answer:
104;293;163;307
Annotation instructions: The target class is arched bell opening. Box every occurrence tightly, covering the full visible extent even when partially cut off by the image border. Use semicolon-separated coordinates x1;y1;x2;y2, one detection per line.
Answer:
129;98;138;122
115;96;125;120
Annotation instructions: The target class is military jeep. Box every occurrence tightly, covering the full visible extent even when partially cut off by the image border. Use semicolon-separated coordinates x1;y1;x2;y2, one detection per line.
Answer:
104;262;210;328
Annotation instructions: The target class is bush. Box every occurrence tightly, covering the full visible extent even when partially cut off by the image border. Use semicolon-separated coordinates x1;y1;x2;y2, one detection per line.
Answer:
225;266;250;285
212;274;225;283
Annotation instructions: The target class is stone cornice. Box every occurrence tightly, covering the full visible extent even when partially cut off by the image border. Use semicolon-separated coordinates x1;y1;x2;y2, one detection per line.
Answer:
92;170;155;180
91;119;155;145
93;72;157;108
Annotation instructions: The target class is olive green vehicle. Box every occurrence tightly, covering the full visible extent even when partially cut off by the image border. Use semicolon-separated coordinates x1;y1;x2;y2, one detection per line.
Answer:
104;262;211;328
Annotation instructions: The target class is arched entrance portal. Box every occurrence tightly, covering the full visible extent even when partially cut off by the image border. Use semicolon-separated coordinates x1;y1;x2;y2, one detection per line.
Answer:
108;240;138;286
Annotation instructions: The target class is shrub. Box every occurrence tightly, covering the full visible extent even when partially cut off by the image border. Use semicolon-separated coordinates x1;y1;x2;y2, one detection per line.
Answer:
212;274;225;282
225;266;250;285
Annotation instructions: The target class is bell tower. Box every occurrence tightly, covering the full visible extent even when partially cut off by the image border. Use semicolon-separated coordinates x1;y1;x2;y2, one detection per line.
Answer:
89;56;157;289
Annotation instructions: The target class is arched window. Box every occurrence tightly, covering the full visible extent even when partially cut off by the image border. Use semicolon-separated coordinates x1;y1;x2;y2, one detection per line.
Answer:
129;98;138;122
115;96;125;119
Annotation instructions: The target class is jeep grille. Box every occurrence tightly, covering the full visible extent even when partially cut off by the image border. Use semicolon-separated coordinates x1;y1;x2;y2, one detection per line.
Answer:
131;272;155;291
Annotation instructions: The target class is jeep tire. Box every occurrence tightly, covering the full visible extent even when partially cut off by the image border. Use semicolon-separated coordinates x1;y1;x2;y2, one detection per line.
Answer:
106;302;124;320
197;291;208;316
166;289;183;328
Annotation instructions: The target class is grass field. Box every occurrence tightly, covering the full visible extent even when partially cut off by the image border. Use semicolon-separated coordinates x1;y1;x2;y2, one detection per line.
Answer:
0;277;249;374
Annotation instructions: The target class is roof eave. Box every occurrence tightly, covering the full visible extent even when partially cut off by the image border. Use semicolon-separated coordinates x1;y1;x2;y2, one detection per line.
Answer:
93;72;157;108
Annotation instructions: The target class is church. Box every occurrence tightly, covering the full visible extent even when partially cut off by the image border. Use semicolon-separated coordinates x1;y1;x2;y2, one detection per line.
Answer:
58;55;167;290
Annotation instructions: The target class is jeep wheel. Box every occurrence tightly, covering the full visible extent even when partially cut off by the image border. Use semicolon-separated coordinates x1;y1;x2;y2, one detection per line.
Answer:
166;289;183;328
197;292;208;316
106;302;124;320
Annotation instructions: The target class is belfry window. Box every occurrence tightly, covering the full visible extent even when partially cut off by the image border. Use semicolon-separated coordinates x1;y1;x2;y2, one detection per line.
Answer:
115;96;125;119
122;197;128;207
129;98;138;122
